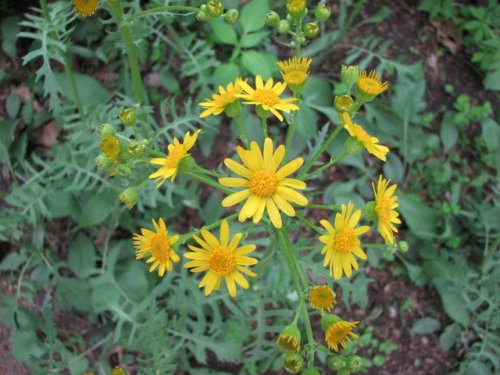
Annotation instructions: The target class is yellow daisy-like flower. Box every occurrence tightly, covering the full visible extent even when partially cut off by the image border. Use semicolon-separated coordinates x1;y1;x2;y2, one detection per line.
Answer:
277;57;312;90
373;175;402;244
73;0;99;17
132;218;180;277
238;75;299;122
219;138;308;228
325;319;359;352
341;112;389;161
319;201;370;279
309;285;336;312
199;78;244;118
287;0;306;15
356;70;389;98
184;220;258;297
149;129;201;187
276;324;301;353
100;135;120;159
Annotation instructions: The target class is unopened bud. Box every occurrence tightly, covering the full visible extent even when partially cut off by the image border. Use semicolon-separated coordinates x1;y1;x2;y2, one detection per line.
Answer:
119;187;140;209
196;10;209;22
341;65;360;87
116;164;131;178
283;352;304;374
315;4;332;21
276;20;290;35
119;108;137;127
327;355;345;371
334;95;355;112
111;368;127;375
224;9;239;24
95;154;113;171
100;123;115;138
265;11;280;27
206;0;224;17
398;241;409;253
127;140;145;157
304;22;319;38
346;354;362;372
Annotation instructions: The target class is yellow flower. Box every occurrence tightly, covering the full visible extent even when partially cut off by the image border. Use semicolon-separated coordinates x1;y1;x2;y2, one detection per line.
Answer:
184;220;258;297
309;285;336;312
341;112;389;161
149;129;201;187
100;135;120;159
277;57;311;92
73;0;99;17
373;175;401;244
199;78;244;118
133;218;180;277
238;75;299;121
356;70;389;99
219;138;308;228
276;324;301;353
119;187;139;209
287;0;306;16
319;201;370;279
324;319;359;352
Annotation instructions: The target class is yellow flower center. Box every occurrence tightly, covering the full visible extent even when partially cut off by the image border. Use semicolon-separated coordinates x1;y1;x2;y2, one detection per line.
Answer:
74;0;99;17
249;170;278;197
277;335;299;351
284;71;307;85
208;247;236;276
100;136;120;158
326;322;351;343
310;286;335;310
165;145;186;169
359;77;381;91
150;233;171;262
376;197;392;222
332;227;357;254
253;89;280;107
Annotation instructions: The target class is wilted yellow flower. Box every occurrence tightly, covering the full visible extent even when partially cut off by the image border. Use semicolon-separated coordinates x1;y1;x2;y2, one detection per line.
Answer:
309;285;336;312
341;112;389;161
372;175;401;244
100;135;120;159
73;0;99;17
276;324;301;353
277;57;311;92
238;75;299;121
133;218;180;277
184;220;258;297
149;130;201;187
319;201;369;279
356;70;389;100
199;78;244;118
219;138;308;228
322;315;359;352
119;187;139;209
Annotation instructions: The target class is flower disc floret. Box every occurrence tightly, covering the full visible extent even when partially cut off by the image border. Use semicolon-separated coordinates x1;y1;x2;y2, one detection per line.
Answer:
373;175;401;244
277;57;312;86
219;138;308;228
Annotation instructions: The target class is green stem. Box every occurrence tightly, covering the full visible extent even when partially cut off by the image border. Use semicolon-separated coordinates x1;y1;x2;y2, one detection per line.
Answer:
234;115;249;147
298;124;343;178
304;150;348;180
178;212;239;243
296;213;323;234
185;171;234;194
108;1;146;105
132;5;200;20
285;97;300;159
305;203;341;211
195;165;224;179
260;116;268;138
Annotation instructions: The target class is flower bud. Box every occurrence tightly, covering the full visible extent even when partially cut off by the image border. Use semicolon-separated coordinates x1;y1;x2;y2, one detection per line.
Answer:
206;0;224;18
304;22;319;38
127;140;145;157
224;9;239;24
334;95;355;112
100;123;115;138
276;20;291;35
265;11;280;27
287;0;307;18
320;313;342;331
346;354;362;372
363;201;377;221
315;4;332;21
398;240;409;253
302;368;321;375
119;186;140;209
116;164;131;178
327;355;345;371
119;108;137;127
100;135;121;159
111;368;127;375
276;324;301;353
196;10;209;22
341;65;360;87
283;352;304;374
95;154;113;171
344;136;363;156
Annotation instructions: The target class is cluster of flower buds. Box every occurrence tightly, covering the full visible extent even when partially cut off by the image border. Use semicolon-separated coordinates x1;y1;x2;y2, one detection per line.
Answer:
85;367;127;375
265;2;331;43
327;354;363;374
196;0;239;24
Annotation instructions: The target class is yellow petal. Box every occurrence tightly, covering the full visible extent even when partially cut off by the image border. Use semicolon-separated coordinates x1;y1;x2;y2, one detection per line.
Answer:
221;189;252;207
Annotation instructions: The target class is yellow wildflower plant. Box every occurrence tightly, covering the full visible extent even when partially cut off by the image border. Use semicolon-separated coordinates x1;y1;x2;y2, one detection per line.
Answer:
149;129;201;187
238;75;299;121
100;135;121;159
277;57;312;93
133;218;180;277
219;138;308;228
340;112;389;161
184;219;258;297
319;201;370;279
73;0;99;17
356;70;389;101
322;314;360;352
309;285;336;312
198;78;244;118
276;324;301;353
372;175;402;244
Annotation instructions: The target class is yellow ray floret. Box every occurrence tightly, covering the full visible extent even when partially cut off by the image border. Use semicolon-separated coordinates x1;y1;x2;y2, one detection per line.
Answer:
238;75;299;121
219;138;308;228
319;201;370;279
73;0;99;17
184;220;258;297
277;57;312;86
132;218;180;277
325;320;359;352
341;112;389;161
198;78;244;118
373;175;402;244
356;70;389;96
149;129;201;187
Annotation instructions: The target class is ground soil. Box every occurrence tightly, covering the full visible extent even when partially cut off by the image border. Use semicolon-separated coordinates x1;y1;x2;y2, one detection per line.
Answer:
1;0;497;374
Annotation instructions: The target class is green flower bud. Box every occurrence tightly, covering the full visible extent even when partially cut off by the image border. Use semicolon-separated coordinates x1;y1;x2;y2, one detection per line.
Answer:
304;22;319;38
398;241;409;253
364;201;377;221
334;95;355;112
224;9;239;24
127;140;145;157
321;313;342;331
196;10;209;22
206;0;224;17
265;10;280;27
224;100;241;118
119;187;140;209
119;108;137;127
344;136;364;156
346;355;362;372
283;352;304;374
111;368;127;375
341;65;360;87
178;155;196;173
100;123;115;138
276;19;291;35
302;368;321;375
95;154;113;171
327;355;345;371
315;4;332;21
116;164;131;178
297;35;306;44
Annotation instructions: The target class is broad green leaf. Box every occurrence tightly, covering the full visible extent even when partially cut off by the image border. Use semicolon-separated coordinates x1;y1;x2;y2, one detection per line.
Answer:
440;112;458;150
481;118;499;151
77;188;117;227
439;323;460;351
484;68;500;91
55;73;110;106
241;31;268;48
398;193;437;239
210;18;237;45
213;63;240;86
44;191;79;218
6;93;21;118
383;153;404;183
0;251;26;271
241;51;272;78
240;0;269;33
412;317;440;335
68;233;96;278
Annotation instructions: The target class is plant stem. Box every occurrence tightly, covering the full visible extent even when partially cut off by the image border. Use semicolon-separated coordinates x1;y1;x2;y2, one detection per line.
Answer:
296;213;323;234
185;171;234;194
305;203;341;211
195;165;224;179
298;123;343;178
234;115;249;147
108;1;146;105
178;212;239;243
132;5;200;20
304;150;348;180
285;97;300;160
260;116;268;138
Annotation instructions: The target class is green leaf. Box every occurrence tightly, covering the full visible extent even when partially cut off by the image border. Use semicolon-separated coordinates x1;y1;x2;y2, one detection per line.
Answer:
398;193;437;239
68;233;96;278
240;0;269;33
383;153;404;183
481;118;500;151
412;317;440;335
213;63;240;86
1;15;20;59
0;251;26;271
439;323;460;351
210;18;237;45
434;282;470;326
6;93;21;118
90;281;121;313
241;51;272;78
77;188;117;228
55;73;110;106
440;112;458;150
56;277;93;312
44;191;79;218
241;31;268;48
484;68;500;91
